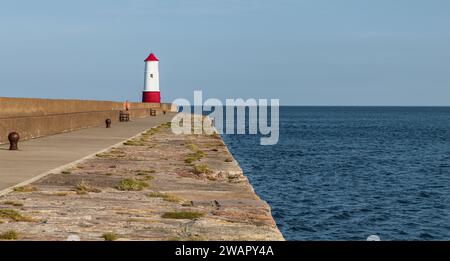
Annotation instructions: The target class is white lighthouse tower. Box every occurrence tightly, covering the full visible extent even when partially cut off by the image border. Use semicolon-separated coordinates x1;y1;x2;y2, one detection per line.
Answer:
142;53;161;103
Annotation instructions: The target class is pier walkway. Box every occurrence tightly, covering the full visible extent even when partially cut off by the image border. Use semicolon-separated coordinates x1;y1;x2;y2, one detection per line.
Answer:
0;118;283;240
0;114;175;193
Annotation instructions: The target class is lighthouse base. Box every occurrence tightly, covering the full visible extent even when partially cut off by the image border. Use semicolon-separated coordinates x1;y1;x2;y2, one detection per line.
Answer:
142;91;160;103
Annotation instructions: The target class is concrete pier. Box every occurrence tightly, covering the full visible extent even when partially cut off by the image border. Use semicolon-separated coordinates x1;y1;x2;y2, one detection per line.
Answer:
0;114;175;193
0;117;283;240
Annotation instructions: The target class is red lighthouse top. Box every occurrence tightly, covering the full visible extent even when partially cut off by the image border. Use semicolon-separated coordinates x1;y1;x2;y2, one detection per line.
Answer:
145;53;159;62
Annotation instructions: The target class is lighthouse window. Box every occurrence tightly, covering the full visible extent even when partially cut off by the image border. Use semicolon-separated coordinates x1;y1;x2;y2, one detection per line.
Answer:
150;74;154;78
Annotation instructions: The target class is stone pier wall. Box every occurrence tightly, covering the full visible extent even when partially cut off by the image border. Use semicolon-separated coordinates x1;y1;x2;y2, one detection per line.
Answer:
0;121;284;240
0;97;176;144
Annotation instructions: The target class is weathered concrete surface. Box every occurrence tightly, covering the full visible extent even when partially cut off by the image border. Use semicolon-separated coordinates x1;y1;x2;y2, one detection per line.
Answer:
0;114;176;191
0;96;176;143
0;122;284;241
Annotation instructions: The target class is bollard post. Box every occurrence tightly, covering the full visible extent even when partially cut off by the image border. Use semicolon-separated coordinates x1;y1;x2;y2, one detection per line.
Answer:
8;132;20;150
105;119;112;128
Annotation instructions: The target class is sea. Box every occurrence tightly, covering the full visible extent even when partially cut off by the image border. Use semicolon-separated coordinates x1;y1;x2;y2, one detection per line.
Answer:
220;106;450;240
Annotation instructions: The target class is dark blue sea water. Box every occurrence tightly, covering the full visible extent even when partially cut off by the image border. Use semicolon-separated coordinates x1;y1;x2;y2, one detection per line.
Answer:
221;107;450;240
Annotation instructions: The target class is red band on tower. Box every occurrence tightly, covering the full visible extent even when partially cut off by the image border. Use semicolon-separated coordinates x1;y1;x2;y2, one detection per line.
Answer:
142;91;160;103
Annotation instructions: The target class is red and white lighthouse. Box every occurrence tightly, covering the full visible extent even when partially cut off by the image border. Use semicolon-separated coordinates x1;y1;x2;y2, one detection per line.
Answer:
142;53;161;103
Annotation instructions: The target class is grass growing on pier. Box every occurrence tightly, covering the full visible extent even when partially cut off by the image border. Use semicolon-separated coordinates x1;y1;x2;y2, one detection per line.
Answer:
116;178;149;191
143;129;156;134
181;201;194;207
13;186;38;193
185;144;207;164
123;140;144;146
160;122;172;128
0;230;19;240
193;164;213;175
3;201;23;207
96;148;126;158
185;151;206;164
162;211;204;220
0;209;35;222
186;144;199;151
123;137;146;146
75;180;101;194
102;232;118;241
147;192;181;203
141;128;157;138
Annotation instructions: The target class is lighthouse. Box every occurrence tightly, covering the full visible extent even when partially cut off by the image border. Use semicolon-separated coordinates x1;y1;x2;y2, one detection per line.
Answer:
142;53;161;103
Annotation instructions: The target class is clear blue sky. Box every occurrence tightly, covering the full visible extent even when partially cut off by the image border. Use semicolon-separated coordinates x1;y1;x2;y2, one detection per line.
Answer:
0;0;449;105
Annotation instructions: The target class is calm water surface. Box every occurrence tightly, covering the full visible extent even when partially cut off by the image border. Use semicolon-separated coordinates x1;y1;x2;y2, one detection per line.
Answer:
222;107;450;240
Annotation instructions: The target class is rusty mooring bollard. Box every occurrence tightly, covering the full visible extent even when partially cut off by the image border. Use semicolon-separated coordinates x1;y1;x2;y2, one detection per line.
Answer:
105;119;111;128
8;132;19;150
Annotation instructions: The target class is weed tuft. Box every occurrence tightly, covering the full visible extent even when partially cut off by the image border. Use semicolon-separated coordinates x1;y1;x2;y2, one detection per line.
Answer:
75;180;101;194
123;138;145;146
0;209;35;222
13;186;38;193
116;178;149;191
193;164;213;175
162;211;204;220
186;150;206;164
147;192;181;203
102;232;118;241
186;144;199;151
0;230;19;240
3;201;23;207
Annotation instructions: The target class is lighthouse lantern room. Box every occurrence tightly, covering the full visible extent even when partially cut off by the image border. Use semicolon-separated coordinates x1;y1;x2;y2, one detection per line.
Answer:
142;53;161;103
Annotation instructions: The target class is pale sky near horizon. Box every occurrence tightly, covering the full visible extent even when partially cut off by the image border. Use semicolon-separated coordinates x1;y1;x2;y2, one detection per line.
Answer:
0;0;449;106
